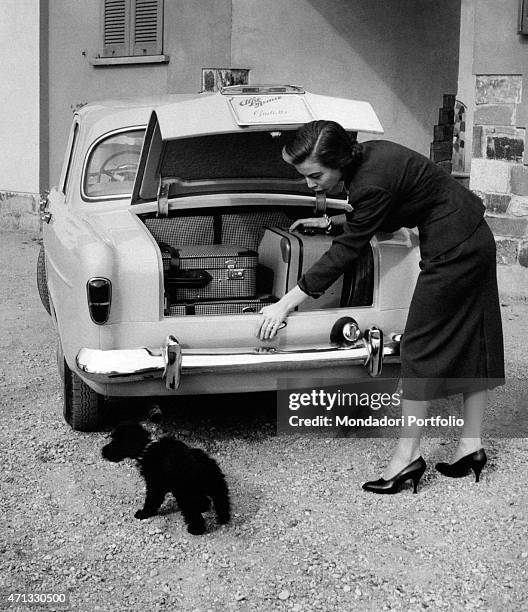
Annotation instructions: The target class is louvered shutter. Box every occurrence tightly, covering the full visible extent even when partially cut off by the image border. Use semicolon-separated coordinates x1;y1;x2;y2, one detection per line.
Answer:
132;0;163;56
102;0;131;57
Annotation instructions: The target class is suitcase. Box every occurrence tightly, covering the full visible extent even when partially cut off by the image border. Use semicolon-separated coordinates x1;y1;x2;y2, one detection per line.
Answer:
161;243;258;303
257;227;347;311
167;295;278;317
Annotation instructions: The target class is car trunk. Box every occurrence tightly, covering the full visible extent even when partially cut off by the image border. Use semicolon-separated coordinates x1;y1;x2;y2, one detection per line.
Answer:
139;204;374;318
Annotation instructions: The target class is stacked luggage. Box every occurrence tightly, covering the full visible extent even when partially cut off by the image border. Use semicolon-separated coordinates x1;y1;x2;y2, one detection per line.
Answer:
160;242;278;316
156;223;370;317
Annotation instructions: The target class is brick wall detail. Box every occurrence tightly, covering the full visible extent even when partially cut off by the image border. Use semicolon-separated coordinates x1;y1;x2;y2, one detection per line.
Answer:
0;191;41;232
469;75;528;269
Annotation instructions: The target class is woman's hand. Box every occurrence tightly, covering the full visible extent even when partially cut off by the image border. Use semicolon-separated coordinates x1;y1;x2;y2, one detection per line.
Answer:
256;302;290;341
289;217;329;233
256;286;309;340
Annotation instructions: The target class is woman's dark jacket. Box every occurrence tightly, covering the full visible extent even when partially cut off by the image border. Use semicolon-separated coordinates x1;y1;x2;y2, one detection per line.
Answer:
298;140;485;297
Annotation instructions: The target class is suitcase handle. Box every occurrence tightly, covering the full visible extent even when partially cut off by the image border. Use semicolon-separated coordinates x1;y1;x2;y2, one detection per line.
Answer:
167;268;213;288
159;243;212;288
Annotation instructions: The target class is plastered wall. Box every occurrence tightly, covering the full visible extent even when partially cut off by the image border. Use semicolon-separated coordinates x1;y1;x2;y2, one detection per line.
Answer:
0;0;41;193
47;0;460;186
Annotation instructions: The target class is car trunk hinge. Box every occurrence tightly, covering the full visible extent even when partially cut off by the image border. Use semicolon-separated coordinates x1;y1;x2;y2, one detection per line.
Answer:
157;177;170;218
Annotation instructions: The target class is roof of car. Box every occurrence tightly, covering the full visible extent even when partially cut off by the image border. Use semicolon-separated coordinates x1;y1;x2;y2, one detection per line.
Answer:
77;92;206;115
76;93;210;136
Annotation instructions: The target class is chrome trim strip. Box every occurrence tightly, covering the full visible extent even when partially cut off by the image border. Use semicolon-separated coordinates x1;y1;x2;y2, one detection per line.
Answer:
76;337;400;384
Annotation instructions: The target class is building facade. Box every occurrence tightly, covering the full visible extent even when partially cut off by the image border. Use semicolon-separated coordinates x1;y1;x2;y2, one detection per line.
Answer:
1;0;526;286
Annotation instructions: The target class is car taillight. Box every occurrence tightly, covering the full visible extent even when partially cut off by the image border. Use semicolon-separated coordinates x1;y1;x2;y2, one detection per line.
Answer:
87;278;112;324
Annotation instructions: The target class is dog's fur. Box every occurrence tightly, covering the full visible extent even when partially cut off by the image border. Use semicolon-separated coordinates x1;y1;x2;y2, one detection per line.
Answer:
102;421;230;535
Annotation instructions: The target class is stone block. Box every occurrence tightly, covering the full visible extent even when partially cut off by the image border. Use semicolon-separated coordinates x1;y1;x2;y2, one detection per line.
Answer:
519;241;528;267
434;125;454;141
469;159;511;193
497;264;528;297
486;126;518;136
508;195;528;217
518;240;528;266
443;94;456;108
473;105;515;126
486;133;524;162
495;237;519;265
483;193;511;214
438;108;455;125
472;126;483;158
510;165;528;196
486;214;528;238
475;75;522;105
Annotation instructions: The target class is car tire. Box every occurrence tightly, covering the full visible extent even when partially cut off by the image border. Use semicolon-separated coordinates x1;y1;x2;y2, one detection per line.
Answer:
37;245;51;315
63;358;104;431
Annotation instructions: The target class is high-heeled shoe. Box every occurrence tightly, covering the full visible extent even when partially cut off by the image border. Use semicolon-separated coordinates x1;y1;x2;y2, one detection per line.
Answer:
362;457;426;494
435;448;487;482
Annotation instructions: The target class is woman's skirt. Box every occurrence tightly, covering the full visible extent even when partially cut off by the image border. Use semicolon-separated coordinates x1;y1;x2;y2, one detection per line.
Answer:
401;219;505;400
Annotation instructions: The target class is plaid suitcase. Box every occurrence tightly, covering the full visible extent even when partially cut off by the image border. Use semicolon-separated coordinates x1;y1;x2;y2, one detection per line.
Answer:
162;244;258;302
167;295;278;317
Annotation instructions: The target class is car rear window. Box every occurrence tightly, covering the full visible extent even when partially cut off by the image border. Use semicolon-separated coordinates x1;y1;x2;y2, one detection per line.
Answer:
84;129;145;199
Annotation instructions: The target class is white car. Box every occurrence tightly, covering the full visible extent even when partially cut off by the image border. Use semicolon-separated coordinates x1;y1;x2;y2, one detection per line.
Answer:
38;85;419;431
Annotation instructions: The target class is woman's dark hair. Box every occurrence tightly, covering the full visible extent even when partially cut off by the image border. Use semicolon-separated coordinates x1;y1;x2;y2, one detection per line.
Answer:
283;120;363;170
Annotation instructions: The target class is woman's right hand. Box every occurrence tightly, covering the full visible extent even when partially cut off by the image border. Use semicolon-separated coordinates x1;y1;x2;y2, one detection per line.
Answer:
255;286;309;340
256;302;290;341
289;217;329;233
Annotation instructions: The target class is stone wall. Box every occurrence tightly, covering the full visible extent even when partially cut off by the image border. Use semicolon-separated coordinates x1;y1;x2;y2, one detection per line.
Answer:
470;75;528;273
0;191;41;233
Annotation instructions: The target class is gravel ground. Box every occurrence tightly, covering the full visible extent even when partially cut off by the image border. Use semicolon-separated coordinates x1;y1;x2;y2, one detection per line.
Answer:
1;229;527;612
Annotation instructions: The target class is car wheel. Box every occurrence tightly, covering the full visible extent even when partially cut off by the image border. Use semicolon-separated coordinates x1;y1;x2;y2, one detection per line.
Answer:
63;358;104;431
37;245;51;315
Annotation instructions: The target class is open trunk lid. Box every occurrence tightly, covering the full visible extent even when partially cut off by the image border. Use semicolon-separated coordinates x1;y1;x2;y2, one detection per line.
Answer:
131;86;383;209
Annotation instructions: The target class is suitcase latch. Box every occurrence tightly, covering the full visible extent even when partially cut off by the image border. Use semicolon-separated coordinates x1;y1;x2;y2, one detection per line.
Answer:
226;259;245;280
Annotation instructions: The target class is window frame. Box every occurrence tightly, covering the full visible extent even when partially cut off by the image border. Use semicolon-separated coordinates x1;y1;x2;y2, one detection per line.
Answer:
96;0;167;63
81;127;146;202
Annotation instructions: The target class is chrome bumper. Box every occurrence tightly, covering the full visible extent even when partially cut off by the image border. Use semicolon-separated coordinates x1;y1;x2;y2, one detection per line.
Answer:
76;328;401;390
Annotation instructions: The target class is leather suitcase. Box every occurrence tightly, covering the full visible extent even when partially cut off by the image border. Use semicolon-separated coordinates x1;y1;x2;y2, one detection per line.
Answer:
257;227;346;311
161;244;258;302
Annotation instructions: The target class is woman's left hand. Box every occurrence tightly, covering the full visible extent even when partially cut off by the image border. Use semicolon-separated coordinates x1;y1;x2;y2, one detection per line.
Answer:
256;302;290;340
289;217;329;233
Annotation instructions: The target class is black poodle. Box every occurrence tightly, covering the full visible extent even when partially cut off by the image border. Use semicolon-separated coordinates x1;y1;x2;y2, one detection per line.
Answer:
102;421;230;535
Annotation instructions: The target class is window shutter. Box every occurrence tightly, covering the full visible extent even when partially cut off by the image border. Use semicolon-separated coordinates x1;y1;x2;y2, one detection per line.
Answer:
102;0;131;57
132;0;163;56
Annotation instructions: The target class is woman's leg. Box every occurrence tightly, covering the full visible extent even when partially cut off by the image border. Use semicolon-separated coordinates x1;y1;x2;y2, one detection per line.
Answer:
382;398;428;479
451;389;486;461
